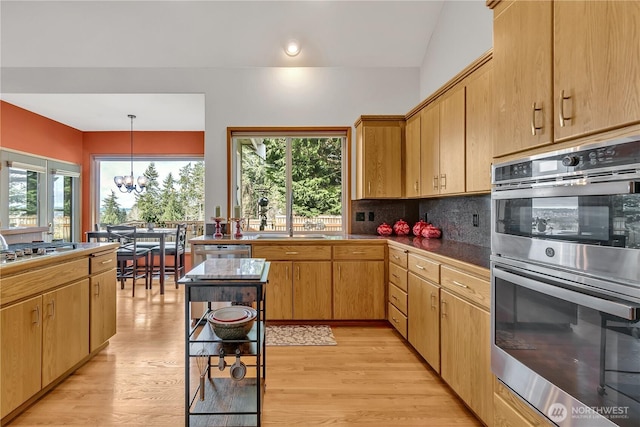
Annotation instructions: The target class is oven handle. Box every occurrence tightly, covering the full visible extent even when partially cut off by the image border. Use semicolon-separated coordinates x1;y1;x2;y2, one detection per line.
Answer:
493;265;639;320
492;180;639;199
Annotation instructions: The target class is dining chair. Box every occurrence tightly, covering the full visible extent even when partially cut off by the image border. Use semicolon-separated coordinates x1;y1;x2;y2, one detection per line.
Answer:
106;225;152;296
149;223;187;288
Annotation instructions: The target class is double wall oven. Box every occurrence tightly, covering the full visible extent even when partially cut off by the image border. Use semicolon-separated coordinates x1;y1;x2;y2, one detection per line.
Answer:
491;137;640;426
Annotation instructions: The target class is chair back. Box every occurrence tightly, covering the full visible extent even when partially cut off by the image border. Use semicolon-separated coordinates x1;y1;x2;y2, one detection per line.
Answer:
107;225;138;251
176;223;187;254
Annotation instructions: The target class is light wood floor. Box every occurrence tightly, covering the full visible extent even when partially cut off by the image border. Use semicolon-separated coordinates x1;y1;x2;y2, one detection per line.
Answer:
8;281;482;427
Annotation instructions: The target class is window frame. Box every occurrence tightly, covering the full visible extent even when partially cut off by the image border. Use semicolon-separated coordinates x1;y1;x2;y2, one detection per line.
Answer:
0;149;81;241
91;154;206;229
227;127;351;235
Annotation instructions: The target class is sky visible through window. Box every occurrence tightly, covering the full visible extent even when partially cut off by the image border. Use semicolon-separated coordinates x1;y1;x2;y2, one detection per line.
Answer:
99;159;199;210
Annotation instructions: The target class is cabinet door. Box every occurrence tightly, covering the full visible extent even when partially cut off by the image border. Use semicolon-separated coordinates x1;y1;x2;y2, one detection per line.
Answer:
42;279;90;387
333;260;385;320
405;114;421;198
440;290;493;425
90;269;117;352
493;0;553;157
407;273;440;372
265;261;293;320
465;60;494;193
420;103;440;196
554;1;640;141
292;261;332;319
439;85;466;195
0;296;42;418
360;124;402;198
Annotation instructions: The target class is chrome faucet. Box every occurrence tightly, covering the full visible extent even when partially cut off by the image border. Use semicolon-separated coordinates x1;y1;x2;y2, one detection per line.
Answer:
288;190;294;237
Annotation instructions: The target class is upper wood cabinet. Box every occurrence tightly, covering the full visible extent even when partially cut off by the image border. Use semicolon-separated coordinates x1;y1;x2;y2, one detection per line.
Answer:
465;60;494;193
438;85;466;195
554;1;640;142
492;0;640;157
419;102;440;197
493;0;553;157
404;114;421;198
418;85;466;196
355;116;404;199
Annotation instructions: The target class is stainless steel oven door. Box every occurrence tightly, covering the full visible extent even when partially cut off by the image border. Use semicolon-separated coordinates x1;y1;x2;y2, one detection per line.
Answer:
492;260;640;427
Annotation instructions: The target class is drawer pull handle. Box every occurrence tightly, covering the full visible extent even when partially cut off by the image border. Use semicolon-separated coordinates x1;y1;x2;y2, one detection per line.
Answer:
101;259;113;264
94;283;100;296
392;295;398;301
48;300;55;318
391;273;399;279
392;255;400;260
452;280;469;289
285;251;299;255
415;265;425;270
391;316;398;323
351;251;366;255
430;292;437;309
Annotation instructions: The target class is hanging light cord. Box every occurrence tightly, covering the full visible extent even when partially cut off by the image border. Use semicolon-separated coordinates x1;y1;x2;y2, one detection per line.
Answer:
129;114;135;177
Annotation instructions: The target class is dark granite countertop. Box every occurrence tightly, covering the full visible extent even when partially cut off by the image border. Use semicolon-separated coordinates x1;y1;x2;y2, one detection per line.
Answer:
384;236;491;271
190;234;490;271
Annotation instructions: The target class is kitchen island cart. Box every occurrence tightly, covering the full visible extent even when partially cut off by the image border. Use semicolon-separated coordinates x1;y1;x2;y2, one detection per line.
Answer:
179;258;270;427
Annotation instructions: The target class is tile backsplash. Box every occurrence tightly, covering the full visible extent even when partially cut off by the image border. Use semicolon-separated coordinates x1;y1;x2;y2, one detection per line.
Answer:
351;194;490;248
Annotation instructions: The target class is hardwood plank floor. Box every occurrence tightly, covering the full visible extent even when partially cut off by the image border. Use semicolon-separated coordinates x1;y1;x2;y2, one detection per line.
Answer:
8;282;481;427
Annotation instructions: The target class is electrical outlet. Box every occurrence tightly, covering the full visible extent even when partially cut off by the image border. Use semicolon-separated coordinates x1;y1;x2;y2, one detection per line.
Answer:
368;212;375;221
473;213;479;227
355;212;365;222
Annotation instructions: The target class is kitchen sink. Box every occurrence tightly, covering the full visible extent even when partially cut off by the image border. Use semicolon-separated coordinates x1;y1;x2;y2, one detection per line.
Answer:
254;234;328;239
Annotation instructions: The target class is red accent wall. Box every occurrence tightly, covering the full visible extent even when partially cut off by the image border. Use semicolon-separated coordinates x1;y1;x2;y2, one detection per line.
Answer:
81;131;204;235
1;101;83;163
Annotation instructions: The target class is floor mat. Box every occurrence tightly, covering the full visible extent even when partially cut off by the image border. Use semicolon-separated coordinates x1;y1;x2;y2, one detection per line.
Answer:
265;325;337;346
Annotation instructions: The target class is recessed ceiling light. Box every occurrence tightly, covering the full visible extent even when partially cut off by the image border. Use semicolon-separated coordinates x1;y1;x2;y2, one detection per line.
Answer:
285;40;301;57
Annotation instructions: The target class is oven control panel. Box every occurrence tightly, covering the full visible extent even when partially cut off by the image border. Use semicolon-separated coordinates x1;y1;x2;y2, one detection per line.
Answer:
493;137;640;184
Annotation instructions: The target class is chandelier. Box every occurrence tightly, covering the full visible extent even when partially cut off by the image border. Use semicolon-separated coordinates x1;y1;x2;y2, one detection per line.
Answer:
114;114;147;193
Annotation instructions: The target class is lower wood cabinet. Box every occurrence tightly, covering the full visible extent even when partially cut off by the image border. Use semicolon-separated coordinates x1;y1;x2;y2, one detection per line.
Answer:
0;296;42;418
293;261;332;320
265;260;332;320
42;280;90;387
440;289;493;426
407;272;440;372
333;260;385;319
265;261;294;320
90;269;117;352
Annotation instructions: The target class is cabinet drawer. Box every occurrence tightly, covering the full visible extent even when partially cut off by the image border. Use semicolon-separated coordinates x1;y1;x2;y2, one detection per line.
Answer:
388;302;407;339
1;258;88;306
440;265;490;310
90;251;117;274
388;246;408;268
388;282;407;315
408;254;440;283
332;245;384;260
388;262;407;292
252;245;331;260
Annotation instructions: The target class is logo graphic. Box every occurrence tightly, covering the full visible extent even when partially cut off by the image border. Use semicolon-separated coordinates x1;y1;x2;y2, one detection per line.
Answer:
548;403;568;423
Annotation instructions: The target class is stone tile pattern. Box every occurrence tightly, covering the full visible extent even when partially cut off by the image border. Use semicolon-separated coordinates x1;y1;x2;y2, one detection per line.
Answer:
351;195;490;248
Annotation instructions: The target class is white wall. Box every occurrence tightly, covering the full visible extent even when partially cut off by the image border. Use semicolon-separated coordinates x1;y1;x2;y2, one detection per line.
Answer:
1;66;420;218
420;0;493;99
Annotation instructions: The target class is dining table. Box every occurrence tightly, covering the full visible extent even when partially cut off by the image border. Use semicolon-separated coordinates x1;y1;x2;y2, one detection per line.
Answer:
86;227;177;295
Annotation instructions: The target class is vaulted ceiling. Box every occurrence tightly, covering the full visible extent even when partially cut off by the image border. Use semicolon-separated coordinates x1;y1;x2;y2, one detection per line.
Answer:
1;0;446;131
